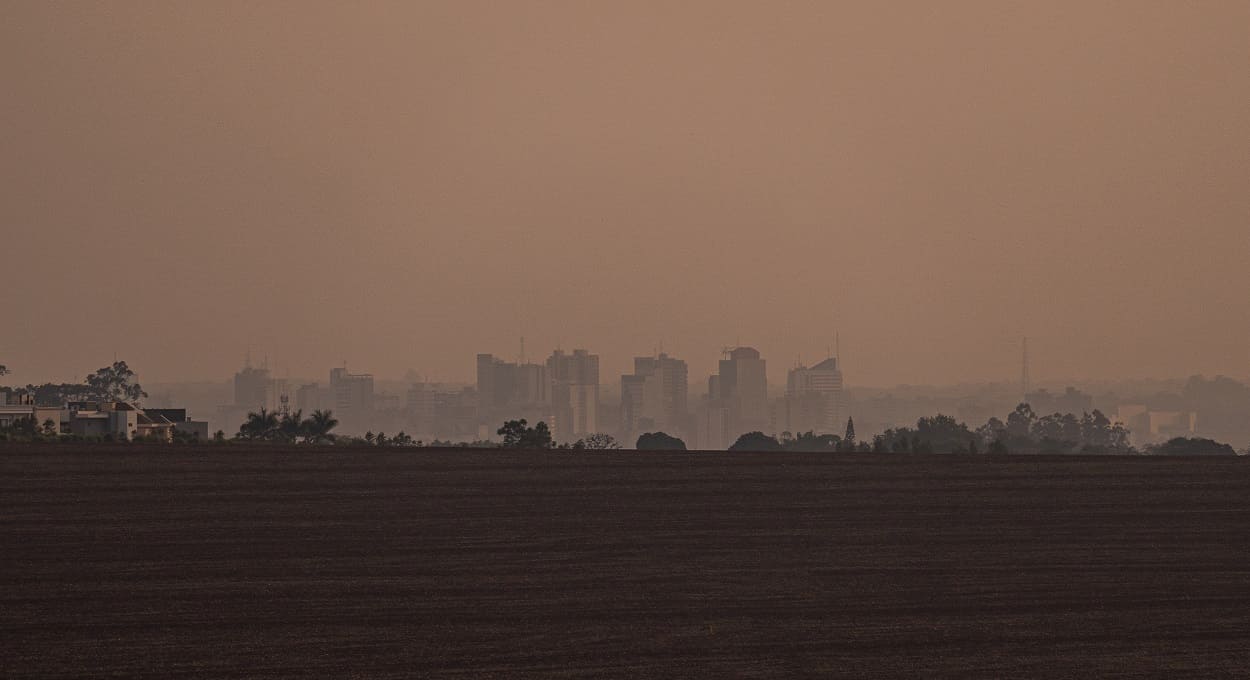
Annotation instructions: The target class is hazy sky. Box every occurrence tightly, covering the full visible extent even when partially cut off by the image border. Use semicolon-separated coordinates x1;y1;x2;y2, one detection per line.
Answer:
3;1;1248;388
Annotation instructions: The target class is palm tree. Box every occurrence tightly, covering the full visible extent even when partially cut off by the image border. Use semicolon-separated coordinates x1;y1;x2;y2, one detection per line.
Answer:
303;409;339;444
239;408;279;441
278;409;304;443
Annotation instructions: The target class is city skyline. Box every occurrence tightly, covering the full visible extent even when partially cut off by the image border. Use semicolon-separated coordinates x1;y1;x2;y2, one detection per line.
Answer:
3;2;1248;389
4;339;1249;394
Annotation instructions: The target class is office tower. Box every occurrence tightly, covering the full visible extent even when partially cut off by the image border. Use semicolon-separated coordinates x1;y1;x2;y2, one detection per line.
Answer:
784;356;844;433
619;353;688;440
548;349;599;440
712;347;768;434
330;366;374;428
476;352;554;431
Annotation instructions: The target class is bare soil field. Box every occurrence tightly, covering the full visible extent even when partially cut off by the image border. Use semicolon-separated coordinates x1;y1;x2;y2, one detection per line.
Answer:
2;446;1249;678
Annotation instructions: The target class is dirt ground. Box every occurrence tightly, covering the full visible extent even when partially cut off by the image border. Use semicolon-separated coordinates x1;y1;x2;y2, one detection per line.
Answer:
2;446;1248;678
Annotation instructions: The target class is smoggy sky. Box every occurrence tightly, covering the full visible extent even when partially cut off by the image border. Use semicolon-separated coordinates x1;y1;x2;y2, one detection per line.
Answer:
2;1;1248;388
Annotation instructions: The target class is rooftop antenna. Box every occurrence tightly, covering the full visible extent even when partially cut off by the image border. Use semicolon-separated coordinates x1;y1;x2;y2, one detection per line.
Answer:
1021;336;1030;401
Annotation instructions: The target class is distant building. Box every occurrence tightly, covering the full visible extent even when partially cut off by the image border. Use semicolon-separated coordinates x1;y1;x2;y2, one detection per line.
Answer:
770;392;826;437
514;362;550;406
710;347;768;436
142;408;210;441
475;353;555;432
619;353;688;442
233;364;272;411
1026;387;1093;416
65;402;140;439
330;366;374;430
295;382;332;413
1114;405;1197;445
548;349;599;441
407;383;479;440
694;404;732;450
781;357;844;434
0;405;37;429
4;400;209;442
223;360;289;433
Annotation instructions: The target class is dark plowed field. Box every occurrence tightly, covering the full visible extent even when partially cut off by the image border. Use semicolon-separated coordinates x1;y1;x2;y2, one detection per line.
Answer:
2;447;1248;678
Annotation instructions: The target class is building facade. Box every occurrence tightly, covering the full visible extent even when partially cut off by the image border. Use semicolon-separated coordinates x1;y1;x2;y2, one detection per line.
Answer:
548;349;599;441
619;353;688;443
782;356;844;434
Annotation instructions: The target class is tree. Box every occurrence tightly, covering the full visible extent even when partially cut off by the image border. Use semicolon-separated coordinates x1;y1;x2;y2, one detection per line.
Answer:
302;410;338;444
1147;437;1236;456
636;431;686;451
915;414;976;453
85;361;147;404
576;433;622;450
496;419;554;449
497;420;527;447
1005;403;1036;440
784;431;839;452
976;417;1006;448
238;408;279;441
278;410;305;443
988;439;1009;455
729;431;782;452
1032;412;1082;452
0;364;8;377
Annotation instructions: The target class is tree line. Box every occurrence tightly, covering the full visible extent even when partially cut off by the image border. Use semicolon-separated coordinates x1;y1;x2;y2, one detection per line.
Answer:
235;408;341;444
2;361;148;406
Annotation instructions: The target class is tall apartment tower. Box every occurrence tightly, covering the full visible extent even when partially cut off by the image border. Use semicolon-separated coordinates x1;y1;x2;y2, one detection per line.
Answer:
620;353;688;439
713;347;768;433
547;349;599;441
330;366;374;417
476;352;554;432
476;354;510;419
233;364;272;411
783;357;844;433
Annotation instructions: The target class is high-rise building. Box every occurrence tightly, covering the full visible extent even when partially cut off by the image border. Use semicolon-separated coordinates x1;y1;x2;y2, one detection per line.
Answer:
476;352;554;430
695;404;732;450
295;382;332;413
548;349;599;440
514;362;550;406
330;366;374;428
783;357;844;433
620;353;688;440
476;354;512;418
233;365;272;411
407;382;479;439
711;347;768;434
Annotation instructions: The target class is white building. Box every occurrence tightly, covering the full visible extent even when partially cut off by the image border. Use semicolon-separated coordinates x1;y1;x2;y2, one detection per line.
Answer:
784;357;844;434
